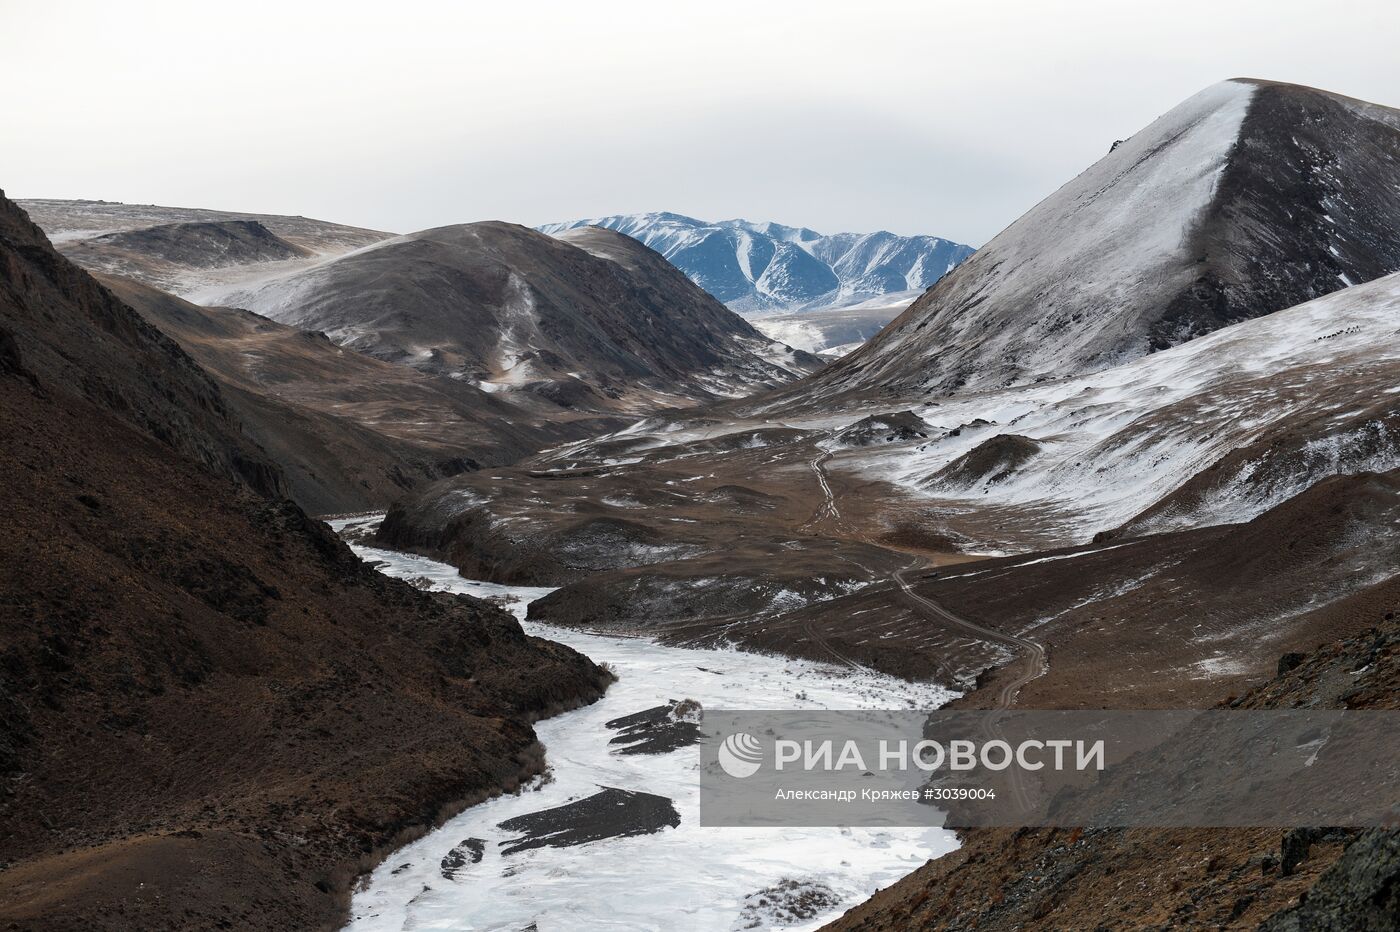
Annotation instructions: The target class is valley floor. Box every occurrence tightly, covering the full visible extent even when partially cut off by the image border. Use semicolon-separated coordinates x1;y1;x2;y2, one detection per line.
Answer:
334;517;959;931
369;397;1400;929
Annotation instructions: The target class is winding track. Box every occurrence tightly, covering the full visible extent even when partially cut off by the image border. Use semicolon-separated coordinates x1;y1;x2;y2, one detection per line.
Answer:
803;444;1047;811
800;448;844;533
890;564;1047;710
806;442;1047;706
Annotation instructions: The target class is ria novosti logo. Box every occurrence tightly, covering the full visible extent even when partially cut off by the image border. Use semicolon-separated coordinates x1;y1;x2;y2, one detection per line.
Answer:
714;729;1108;779
717;732;764;778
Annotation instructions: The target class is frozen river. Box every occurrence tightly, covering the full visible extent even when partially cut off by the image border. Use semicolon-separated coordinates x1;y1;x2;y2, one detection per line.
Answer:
332;516;958;932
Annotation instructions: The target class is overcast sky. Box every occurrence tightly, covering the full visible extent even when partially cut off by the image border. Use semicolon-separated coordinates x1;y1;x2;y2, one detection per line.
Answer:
5;0;1399;245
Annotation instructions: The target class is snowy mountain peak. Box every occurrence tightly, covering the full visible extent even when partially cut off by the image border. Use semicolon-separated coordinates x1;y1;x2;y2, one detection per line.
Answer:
538;213;974;314
716;218;823;244
786;78;1400;403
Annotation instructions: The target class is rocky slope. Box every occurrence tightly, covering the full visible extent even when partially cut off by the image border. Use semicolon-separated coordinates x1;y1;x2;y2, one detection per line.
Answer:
208;221;821;412
539;212;974;313
0;191;610;930
887;468;1400;707
0;203;283;500
103;276;613;514
787;78;1400;403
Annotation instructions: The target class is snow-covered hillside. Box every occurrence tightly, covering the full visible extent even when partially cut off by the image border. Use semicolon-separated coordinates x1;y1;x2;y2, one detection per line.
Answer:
539;212;973;314
804;270;1400;545
791;79;1400;402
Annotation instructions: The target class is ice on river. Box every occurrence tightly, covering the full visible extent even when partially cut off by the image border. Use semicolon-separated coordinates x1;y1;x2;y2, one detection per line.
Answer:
330;516;958;931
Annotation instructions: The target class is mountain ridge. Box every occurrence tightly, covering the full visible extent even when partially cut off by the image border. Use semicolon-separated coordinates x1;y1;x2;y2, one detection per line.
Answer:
776;77;1400;405
208;220;822;412
539;211;974;313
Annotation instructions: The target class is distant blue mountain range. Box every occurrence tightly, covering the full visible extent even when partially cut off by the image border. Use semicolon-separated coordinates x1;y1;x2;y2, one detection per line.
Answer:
539;212;974;314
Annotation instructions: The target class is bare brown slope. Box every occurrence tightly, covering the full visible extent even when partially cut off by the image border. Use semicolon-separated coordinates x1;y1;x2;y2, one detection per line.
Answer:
821;580;1400;932
102;275;615;514
889;469;1400;709
0;197;283;499
0;191;610;930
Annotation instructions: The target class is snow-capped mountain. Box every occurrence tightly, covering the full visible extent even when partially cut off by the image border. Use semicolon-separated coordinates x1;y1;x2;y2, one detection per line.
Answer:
538;212;974;314
789;78;1400;403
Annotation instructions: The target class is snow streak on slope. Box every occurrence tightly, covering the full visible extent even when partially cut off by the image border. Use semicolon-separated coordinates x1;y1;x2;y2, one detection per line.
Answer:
540;212;974;314
756;272;1400;547
333;518;958;932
